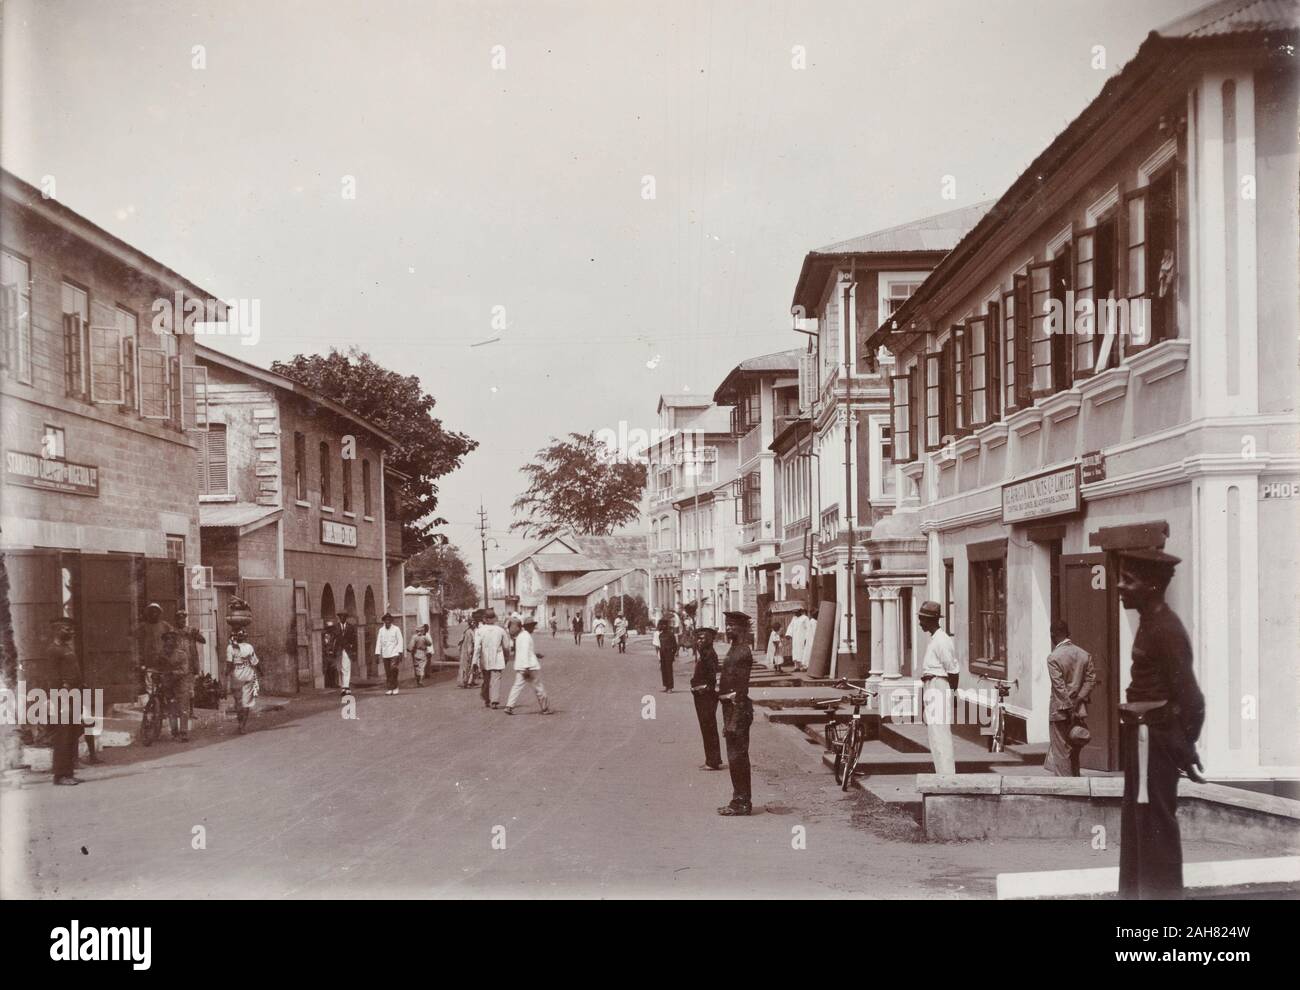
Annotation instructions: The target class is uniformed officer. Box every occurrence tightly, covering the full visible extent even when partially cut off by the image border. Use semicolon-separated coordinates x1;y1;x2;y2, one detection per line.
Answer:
48;618;84;786
1116;547;1206;900
689;627;723;772
717;611;754;816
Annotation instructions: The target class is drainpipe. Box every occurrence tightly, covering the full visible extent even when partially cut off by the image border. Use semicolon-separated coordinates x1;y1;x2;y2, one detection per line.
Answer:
379;449;388;614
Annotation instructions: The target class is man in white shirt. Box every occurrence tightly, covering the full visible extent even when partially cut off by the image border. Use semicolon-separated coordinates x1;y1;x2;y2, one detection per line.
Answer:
801;613;818;671
473;608;509;709
375;612;405;695
787;610;808;672
504;616;552;715
917;600;959;774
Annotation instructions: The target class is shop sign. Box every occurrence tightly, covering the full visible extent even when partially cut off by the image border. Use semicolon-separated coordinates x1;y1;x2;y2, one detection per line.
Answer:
4;450;99;496
1260;480;1300;500
321;518;358;547
1001;465;1081;525
1081;450;1107;484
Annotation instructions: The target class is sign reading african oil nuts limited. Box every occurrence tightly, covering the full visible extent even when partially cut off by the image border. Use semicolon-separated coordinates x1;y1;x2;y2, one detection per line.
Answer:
1001;464;1081;525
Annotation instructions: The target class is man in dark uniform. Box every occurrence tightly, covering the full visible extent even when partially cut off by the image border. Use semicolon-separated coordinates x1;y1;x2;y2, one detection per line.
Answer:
657;616;678;693
689;627;723;772
48;618;84;786
1116;548;1206;900
718;611;754;816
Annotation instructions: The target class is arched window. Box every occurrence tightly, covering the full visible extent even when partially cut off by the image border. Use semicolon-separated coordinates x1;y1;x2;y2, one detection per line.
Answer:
319;441;332;506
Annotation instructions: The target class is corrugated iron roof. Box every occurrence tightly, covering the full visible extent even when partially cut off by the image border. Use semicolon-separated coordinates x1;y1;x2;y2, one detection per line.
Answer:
199;503;281;533
1156;0;1298;38
812;202;995;256
547;568;638;599
532;553;605;572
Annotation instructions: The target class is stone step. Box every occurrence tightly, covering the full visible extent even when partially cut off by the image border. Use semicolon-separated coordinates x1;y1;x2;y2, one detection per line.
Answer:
821;741;1029;776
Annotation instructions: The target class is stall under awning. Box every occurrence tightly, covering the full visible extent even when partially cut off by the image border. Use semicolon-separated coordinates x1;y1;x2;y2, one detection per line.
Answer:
199;502;282;536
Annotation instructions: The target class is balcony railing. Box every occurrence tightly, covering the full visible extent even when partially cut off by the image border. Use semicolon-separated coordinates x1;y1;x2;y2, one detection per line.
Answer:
738;423;763;466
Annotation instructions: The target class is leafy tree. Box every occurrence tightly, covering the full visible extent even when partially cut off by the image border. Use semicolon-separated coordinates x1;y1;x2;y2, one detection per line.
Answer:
511;432;647;539
406;542;480;609
272;348;476;554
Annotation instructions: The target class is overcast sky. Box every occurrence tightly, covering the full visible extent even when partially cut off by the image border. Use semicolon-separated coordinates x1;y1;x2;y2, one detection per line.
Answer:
2;0;1204;575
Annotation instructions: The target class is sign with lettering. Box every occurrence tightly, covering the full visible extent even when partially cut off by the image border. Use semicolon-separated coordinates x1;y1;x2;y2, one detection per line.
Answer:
1002;465;1081;525
1081;450;1107;484
321;518;358;547
4;450;99;496
1260;480;1300;500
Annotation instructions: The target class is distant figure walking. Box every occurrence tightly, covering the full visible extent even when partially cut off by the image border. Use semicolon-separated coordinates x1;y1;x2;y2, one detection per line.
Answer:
766;621;783;673
335;611;356;696
457;610;481;688
549;612;558;638
572;613;584;645
376;613;404;695
226;629;260;734
657;616;678;693
594;616;607;648
614;614;628;653
409;623;433;687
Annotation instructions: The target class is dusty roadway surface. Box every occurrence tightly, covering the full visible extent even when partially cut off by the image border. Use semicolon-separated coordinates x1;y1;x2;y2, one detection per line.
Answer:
0;628;1236;899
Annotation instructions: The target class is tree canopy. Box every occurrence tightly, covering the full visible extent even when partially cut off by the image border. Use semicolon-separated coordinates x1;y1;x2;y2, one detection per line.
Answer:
511;431;646;539
406;542;480;609
271;348;476;554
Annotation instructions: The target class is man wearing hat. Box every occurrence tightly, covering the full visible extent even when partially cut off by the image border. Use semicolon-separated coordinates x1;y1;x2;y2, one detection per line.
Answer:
139;602;174;682
504;616;552;715
689;626;723;772
48;618;84;785
457;610;481;688
375;612;405;695
1116;547;1205;900
473;608;509;709
917;600;959;775
717;611;755;815
336;611;357;696
1043;619;1095;776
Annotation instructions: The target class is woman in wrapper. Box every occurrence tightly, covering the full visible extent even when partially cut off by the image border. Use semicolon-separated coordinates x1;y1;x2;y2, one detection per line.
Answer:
226;629;260;733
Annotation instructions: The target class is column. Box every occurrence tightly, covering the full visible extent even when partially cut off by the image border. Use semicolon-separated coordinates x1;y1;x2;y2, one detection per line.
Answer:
867;588;884;684
880;586;901;681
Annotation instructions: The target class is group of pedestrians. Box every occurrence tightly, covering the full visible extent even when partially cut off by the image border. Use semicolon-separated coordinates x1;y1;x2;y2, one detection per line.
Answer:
685;612;755;816
455;608;553;716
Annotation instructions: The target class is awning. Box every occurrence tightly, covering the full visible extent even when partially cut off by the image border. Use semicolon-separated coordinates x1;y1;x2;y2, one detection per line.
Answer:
199;502;282;536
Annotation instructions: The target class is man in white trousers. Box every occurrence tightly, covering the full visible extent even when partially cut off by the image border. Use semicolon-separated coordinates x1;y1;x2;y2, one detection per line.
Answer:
336;611;356;697
917;600;959;775
473;608;508;709
787;609;809;672
504;616;552;715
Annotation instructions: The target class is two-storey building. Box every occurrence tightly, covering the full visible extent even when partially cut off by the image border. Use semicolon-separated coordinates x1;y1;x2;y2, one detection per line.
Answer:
1;169;209;705
196;345;406;694
788;204;990;674
868;0;1298;781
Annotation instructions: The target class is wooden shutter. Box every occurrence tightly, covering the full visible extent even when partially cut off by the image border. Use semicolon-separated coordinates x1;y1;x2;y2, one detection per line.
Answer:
798;350;816;410
1125;189;1149;349
1013;274;1031;408
939;338;956;441
924;350;942;451
63;313;84;396
1094;217;1119;371
169;355;182;425
890;373;912;463
1050;244;1073;390
953;326;970;434
986;300;1001;420
201;425;228;495
121;335;136;409
0;283;15;370
89;324;124;403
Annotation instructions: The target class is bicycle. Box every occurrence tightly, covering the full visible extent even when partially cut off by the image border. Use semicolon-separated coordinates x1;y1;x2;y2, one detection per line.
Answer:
139;667;173;747
978;674;1019;752
813;678;877;791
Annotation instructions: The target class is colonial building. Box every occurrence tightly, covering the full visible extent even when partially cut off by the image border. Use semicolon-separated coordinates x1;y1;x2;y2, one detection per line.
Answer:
1;169;209;704
489;533;649;628
195;345;407;693
788;203;990;674
643;394;738;616
672;476;743;631
710;348;802;642
868;0;1299;781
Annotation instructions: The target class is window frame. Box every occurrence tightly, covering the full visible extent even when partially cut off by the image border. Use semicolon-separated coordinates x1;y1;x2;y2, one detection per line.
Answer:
966;316;990;429
889;371;913;464
1;251;33;385
61;281;90;398
924;350;943;451
1028;261;1055;399
985;299;1001;421
319;440;333;508
967;540;1009;678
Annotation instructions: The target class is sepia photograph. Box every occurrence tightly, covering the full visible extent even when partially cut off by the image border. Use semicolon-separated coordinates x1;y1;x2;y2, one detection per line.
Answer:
0;0;1297;956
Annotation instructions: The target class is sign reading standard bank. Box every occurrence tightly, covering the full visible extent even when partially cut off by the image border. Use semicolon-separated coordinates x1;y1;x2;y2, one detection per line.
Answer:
4;450;100;496
1001;464;1081;525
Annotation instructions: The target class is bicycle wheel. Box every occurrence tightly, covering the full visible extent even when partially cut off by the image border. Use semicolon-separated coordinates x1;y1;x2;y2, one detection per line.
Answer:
990;704;1004;753
140;695;163;746
840;726;861;791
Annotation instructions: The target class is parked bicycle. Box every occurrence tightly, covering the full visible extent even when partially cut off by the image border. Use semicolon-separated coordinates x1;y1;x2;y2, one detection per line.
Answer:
138;667;173;747
813;678;877;791
978;674;1019;752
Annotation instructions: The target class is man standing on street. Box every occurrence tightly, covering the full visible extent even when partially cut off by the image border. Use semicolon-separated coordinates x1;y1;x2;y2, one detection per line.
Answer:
614;613;628;653
48;618;83;786
1116;548;1205;900
593;615;607;648
689;626;722;772
376;613;404;695
572;612;584;645
504;616;552;715
474;608;508;709
788;608;809;672
657;615;677;693
917;600;958;775
457;610;481;688
336;611;356;697
1044;619;1096;776
409;623;433;686
717;612;754;815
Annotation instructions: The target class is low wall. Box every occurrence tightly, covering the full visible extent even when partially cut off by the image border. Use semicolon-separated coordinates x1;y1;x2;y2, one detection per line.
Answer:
919;774;1300;853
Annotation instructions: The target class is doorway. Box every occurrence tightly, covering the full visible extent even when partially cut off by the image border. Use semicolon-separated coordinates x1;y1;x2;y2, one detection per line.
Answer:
1059;552;1119;770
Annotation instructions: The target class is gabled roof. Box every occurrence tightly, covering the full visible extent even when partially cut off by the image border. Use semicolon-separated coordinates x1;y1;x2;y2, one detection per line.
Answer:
547;568;638;599
712;347;804;404
791;203;994;312
867;0;1298;354
532;553;605;573
493;533;649;572
198;344;398;448
657;393;712;410
495;535;580;571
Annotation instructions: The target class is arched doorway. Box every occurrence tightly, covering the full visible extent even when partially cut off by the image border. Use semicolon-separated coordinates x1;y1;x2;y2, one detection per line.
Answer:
320;584;337;687
363;586;378;678
343;585;359;674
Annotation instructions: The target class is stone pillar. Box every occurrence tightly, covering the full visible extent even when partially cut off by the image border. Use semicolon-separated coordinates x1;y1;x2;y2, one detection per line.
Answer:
880;585;901;681
867;588;884;684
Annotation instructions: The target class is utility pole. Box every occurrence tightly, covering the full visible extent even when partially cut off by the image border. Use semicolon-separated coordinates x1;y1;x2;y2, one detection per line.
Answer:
477;502;490;609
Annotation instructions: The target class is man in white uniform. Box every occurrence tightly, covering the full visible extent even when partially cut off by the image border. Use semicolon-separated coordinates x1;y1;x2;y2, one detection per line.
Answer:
473;608;509;709
375;612;405;695
504;616;552;715
800;613;818;670
917;600;959;774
